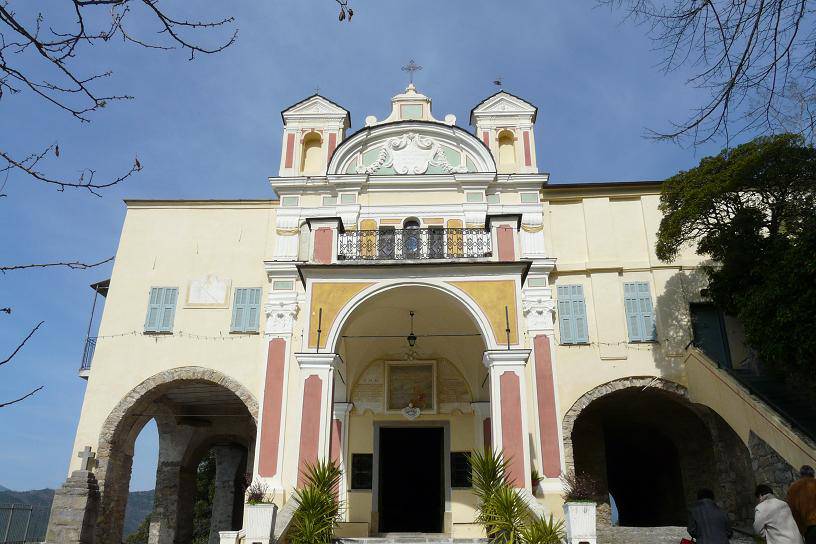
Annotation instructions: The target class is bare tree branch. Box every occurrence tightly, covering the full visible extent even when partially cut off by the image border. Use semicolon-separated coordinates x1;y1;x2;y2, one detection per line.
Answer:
603;0;816;145
0;256;113;274
1;320;43;367
0;386;44;408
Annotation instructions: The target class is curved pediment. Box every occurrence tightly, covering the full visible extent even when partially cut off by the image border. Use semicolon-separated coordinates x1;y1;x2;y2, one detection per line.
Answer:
327;121;496;176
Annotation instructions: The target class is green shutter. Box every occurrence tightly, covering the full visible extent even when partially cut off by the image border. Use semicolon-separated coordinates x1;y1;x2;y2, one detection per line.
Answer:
624;282;642;341
247;288;261;331
637;282;656;341
232;288;261;332
571;285;589;344
145;287;163;331
159;288;178;332
557;285;575;344
232;288;247;332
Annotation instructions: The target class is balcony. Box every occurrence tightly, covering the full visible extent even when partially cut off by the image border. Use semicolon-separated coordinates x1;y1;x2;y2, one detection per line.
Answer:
79;337;96;377
337;227;492;261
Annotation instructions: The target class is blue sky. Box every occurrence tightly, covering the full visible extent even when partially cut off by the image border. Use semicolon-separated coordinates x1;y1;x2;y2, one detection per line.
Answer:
0;1;735;492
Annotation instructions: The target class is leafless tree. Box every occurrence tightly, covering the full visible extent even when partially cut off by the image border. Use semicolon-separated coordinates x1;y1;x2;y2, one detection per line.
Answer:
0;0;352;407
602;0;816;145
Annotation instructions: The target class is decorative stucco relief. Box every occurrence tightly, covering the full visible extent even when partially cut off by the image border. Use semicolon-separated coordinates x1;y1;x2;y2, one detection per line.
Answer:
356;133;468;175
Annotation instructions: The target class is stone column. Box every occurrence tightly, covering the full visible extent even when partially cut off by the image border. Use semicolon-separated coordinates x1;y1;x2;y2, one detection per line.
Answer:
294;352;340;487
332;402;353;518
45;470;99;544
471;401;492;453
483;349;532;490
149;417;195;544
208;445;246;544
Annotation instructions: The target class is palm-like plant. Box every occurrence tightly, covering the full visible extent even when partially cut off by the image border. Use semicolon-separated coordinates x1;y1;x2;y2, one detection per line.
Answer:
288;459;343;544
480;484;528;544
519;514;566;544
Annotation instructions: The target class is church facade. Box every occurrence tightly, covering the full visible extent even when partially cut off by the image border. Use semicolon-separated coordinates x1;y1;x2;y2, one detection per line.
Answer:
46;85;816;543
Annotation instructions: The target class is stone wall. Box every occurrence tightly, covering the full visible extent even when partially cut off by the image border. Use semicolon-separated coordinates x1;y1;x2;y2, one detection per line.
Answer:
749;431;798;496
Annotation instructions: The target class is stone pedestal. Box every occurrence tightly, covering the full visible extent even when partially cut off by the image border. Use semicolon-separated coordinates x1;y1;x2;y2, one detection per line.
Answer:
45;470;99;544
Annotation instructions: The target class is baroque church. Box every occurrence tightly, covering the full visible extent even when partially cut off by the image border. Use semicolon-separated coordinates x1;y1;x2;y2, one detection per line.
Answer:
46;83;816;543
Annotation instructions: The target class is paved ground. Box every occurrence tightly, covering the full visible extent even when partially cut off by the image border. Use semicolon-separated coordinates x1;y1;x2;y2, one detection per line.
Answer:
598;526;756;543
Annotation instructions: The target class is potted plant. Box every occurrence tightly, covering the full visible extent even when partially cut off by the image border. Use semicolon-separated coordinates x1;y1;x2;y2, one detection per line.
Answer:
561;471;601;544
531;468;543;496
244;478;277;544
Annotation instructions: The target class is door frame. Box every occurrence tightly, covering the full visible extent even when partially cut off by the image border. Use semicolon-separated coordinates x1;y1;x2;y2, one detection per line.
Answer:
371;421;451;533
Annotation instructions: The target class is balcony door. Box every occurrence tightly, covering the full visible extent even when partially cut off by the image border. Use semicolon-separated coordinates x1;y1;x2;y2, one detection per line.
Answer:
402;219;421;259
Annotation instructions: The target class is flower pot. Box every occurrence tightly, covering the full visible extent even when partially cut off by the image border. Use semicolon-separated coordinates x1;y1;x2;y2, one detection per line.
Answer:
563;501;596;544
244;503;278;543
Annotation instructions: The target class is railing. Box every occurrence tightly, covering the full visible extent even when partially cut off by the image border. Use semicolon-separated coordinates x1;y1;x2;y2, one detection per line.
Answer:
80;337;96;372
337;228;492;261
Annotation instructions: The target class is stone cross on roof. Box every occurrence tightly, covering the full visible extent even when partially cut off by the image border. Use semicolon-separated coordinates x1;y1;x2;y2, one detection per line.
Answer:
77;446;96;471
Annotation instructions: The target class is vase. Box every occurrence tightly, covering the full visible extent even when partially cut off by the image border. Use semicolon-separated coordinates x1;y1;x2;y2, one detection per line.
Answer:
563;501;596;544
244;503;278;544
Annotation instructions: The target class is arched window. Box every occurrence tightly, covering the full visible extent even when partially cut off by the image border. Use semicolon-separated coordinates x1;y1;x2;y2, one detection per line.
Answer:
403;218;421;258
301;132;323;174
497;130;516;168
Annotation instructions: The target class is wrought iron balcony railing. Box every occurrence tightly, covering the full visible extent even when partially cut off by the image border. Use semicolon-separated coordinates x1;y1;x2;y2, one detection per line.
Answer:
80;336;96;372
337;227;492;261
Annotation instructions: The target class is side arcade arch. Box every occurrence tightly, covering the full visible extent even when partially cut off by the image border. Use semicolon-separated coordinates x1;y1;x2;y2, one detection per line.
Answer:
562;377;755;526
93;367;259;544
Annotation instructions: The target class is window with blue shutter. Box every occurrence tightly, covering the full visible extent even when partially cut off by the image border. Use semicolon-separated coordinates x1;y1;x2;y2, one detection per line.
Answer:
557;284;589;344
624;282;656;342
144;287;178;333
231;287;262;332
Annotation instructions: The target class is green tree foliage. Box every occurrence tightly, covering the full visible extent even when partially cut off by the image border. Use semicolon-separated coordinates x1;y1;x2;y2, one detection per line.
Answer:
288;459;343;544
657;134;816;394
192;450;217;544
124;515;150;544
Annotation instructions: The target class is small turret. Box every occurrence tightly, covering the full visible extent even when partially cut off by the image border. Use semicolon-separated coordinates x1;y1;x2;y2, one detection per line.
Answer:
470;91;538;174
279;95;350;177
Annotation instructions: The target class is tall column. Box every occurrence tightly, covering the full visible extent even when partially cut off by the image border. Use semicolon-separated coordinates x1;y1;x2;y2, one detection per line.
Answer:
522;273;564;493
471;401;492;453
294;352;340;487
332;402;353;518
483;349;532;490
45;451;100;544
257;278;299;489
149;416;196;544
208;445;245;544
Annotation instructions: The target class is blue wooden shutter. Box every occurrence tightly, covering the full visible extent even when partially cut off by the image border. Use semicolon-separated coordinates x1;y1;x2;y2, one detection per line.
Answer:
232;288;247;332
571;285;589;344
158;288;178;332
557;285;575;344
145;287;163;331
637;282;656;341
247;288;261;331
624;282;642;341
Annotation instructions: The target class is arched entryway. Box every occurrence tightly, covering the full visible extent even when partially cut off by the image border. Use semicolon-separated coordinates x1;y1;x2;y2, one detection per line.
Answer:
331;284;490;535
563;377;754;527
94;367;258;544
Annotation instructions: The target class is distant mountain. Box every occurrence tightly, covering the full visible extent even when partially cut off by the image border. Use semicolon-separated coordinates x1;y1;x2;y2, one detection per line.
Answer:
0;487;154;538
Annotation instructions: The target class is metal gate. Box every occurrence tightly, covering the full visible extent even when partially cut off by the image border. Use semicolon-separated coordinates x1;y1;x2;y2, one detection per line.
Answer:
0;504;49;543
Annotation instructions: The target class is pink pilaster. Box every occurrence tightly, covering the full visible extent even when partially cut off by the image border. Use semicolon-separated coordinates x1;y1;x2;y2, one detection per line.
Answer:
534;335;561;478
327;133;338;161
297;375;323;487
258;339;286;477
284;133;295;168
522;131;532;167
313;227;333;264
500;372;525;487
497;225;515;261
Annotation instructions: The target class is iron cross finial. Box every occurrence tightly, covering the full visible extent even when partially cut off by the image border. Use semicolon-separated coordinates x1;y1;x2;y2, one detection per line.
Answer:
401;59;422;84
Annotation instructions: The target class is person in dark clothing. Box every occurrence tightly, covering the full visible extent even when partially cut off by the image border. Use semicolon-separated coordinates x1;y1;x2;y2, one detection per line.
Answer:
688;488;733;544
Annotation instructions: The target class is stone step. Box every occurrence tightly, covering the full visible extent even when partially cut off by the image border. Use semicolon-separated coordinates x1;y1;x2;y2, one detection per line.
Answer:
339;537;487;544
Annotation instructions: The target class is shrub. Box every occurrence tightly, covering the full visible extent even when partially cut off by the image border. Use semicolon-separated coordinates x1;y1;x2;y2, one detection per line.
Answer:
245;479;270;505
288;459;343;544
520;514;566;544
561;471;603;503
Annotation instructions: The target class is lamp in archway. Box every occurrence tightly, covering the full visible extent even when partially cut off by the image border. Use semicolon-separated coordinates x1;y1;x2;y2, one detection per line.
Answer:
406;310;417;347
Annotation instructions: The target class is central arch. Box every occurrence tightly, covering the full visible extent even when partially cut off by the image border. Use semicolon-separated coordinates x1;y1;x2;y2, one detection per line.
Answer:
94;367;258;544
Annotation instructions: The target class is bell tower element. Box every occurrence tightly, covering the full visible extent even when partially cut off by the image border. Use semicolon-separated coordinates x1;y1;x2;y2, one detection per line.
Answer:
279;95;350;177
470;91;538;174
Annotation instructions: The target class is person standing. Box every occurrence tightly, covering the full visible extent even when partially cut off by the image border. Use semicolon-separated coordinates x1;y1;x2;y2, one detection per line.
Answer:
787;465;816;544
754;484;805;544
688;488;733;544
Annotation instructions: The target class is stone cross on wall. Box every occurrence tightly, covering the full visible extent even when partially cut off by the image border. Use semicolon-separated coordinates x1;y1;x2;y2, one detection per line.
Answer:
77;446;96;471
